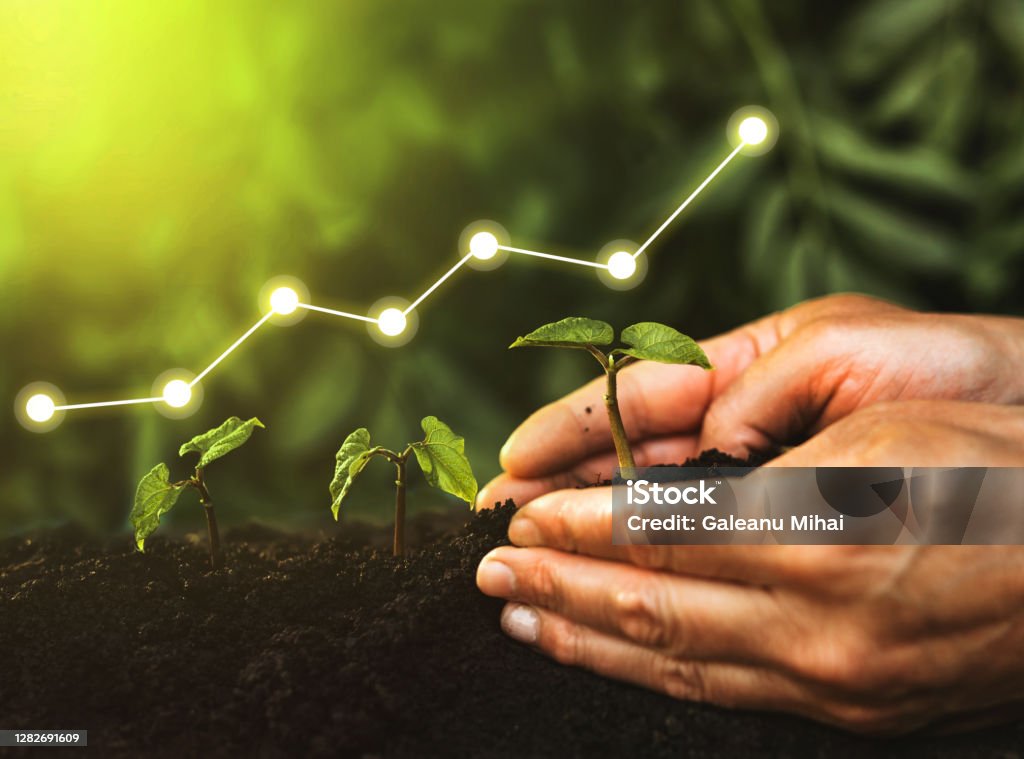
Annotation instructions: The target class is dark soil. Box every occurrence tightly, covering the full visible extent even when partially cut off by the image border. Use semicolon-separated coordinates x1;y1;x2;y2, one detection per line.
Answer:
2;454;1022;757
591;448;770;488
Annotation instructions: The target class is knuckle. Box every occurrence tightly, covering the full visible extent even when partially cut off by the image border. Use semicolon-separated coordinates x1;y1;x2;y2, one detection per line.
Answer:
796;633;876;692
623;543;672;572
659;658;711;702
614;584;676;650
525;556;563;609
796;317;843;349
548;497;579;552
547;619;587;668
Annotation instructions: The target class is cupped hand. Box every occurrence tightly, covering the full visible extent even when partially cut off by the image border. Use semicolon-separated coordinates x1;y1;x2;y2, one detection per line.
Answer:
478;294;1024;509
477;401;1024;733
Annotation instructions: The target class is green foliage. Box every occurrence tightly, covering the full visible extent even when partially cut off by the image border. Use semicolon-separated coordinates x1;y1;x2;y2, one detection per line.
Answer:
130;417;265;564
510;317;614;350
329;416;478;519
615;322;713;368
735;0;1024;309
6;1;1024;535
179;417;266;469
410;416;479;505
329;428;376;519
512;318;711;370
130;464;185;552
511;318;710;473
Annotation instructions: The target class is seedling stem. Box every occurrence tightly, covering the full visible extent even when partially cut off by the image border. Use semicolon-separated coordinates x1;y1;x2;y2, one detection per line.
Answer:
330;417;479;556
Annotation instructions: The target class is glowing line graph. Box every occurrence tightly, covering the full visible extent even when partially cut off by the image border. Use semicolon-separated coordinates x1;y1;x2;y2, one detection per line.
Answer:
633;142;746;260
15;110;774;431
496;245;609;269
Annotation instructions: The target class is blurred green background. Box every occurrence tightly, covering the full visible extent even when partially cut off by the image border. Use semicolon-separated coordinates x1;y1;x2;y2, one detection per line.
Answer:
3;0;1023;536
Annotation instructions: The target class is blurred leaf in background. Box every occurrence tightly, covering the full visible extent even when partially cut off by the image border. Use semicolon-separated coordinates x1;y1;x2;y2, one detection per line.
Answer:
2;0;1022;535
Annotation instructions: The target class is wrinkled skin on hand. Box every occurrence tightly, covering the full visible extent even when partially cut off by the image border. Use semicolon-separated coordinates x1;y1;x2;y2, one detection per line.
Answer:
478;294;1024;733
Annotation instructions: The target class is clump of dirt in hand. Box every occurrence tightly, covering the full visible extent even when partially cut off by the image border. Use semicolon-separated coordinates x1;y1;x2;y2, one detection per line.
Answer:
583;448;767;488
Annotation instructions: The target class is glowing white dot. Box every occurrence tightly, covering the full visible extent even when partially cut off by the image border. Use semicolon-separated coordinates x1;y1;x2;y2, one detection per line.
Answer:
26;394;56;423
377;308;407;337
469;232;499;260
270;286;300;315
162;379;192;408
606;251;638;280
738;116;768;146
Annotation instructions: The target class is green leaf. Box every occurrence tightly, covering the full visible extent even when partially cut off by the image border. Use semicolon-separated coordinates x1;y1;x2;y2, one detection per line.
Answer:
616;322;712;368
811;112;976;203
329;428;377;519
824;184;960;272
411;416;478;505
509;317;613;350
131;463;187;552
179;417;265;469
839;0;950;82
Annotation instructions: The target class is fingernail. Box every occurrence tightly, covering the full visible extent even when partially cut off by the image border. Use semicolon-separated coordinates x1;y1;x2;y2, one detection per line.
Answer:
508;515;542;546
476;557;516;596
501;603;540;644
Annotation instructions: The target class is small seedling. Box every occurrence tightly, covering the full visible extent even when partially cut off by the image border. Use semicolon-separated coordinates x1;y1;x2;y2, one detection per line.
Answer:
511;318;711;477
330;416;478;557
130;416;265;568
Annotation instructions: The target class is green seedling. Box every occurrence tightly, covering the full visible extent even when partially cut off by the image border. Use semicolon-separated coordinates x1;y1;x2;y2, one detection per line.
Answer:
330;416;478;557
130;416;265;569
511;317;711;477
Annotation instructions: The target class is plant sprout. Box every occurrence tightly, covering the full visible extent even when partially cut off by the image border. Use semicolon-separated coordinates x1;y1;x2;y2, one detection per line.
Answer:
511;318;711;477
330;416;478;557
130;417;265;568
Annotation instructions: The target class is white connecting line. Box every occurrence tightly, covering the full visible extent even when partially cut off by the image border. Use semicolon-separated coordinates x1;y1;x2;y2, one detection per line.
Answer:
41;139;750;416
404;252;476;315
55;397;164;411
497;245;608;269
634;141;746;259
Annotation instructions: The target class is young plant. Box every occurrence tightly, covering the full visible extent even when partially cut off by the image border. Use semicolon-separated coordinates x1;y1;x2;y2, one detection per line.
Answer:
510;317;712;477
330;416;478;557
130;416;265;569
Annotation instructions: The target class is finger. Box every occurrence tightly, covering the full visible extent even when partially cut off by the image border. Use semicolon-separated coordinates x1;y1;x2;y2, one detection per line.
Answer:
764;400;1024;468
498;602;812;714
479;546;790;666
476;433;699;510
507;486;817;586
501;318;784;479
699;297;911;456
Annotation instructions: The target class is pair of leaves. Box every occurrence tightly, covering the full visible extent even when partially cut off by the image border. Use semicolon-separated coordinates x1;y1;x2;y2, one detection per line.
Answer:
179;417;266;469
330;416;478;519
131;417;264;551
510;317;711;369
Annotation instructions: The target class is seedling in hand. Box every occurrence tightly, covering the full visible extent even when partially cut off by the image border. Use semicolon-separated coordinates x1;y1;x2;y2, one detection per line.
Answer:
130;417;265;569
330;416;478;557
510;318;711;477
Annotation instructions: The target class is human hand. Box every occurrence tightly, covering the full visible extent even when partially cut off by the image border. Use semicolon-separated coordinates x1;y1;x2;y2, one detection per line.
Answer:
477;401;1024;733
479;294;1024;509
